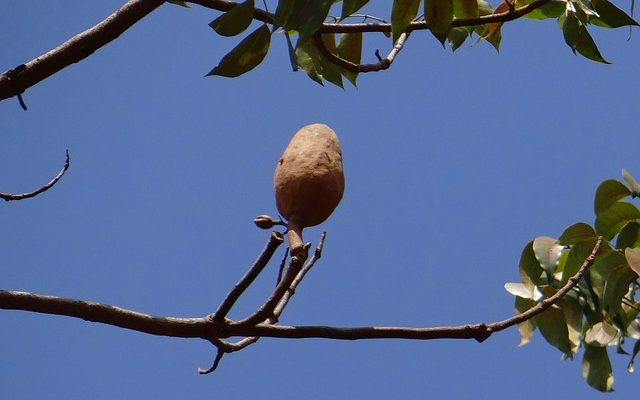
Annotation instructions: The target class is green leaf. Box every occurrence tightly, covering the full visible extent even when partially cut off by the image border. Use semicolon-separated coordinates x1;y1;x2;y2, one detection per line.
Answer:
318;34;344;88
594;179;631;214
275;0;333;45
476;0;494;15
447;27;471;50
519;240;545;292
425;0;454;45
590;250;637;315
341;0;370;18
560;237;599;285
337;32;362;86
295;40;324;85
622;168;640;197
616;222;640;249
533;236;564;277
515;296;538;346
209;0;255;37
590;0;639;28
391;0;422;42
558;222;596;245
519;0;565;19
585;321;619;346
629;340;640;372
453;0;478;18
207;25;271;77
560;295;583;354
595;201;640;240
583;344;614;392
559;10;610;63
536;305;573;356
624;247;640;275
167;0;190;7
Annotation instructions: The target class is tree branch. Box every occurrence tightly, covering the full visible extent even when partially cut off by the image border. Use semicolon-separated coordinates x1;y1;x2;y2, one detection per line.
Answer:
0;236;603;345
0;150;70;202
1;0;553;104
212;231;284;322
0;0;165;103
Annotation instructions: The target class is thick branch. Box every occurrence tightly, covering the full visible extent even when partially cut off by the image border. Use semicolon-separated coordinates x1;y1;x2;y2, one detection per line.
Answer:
0;237;602;343
0;290;216;339
1;0;553;103
320;0;552;33
0;150;70;202
0;0;165;102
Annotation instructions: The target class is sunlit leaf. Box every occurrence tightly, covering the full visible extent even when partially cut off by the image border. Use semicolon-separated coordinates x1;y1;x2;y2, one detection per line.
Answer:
337;32;362;86
585;321;619;346
209;0;255;37
533;236;563;276
594;179;631;214
624;247;640;275
505;282;543;299
476;0;494;15
519;240;545;291
622;168;640;197
425;0;454;44
341;0;370;18
392;0;422;42
583;344;614;392
275;0;333;45
590;250;637;315
558;222;596;245
590;0;639;28
207;24;271;77
536;305;573;356
559;10;611;63
595;201;640;240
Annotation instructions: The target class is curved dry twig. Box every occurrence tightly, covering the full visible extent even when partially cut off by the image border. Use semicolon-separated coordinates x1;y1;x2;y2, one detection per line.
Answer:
0;150;70;202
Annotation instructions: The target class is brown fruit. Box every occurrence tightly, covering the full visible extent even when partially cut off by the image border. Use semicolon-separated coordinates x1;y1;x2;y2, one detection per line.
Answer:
274;123;345;255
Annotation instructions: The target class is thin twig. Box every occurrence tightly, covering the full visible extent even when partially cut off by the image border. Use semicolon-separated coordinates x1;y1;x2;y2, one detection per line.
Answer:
272;233;326;319
315;32;409;73
212;231;284;322
232;244;309;327
0;150;70;202
201;233;328;372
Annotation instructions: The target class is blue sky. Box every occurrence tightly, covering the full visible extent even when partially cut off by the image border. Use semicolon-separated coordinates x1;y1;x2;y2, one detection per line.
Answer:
2;1;639;398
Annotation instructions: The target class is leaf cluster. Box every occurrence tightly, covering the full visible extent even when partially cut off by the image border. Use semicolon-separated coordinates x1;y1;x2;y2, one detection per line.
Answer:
197;0;637;86
505;170;640;392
